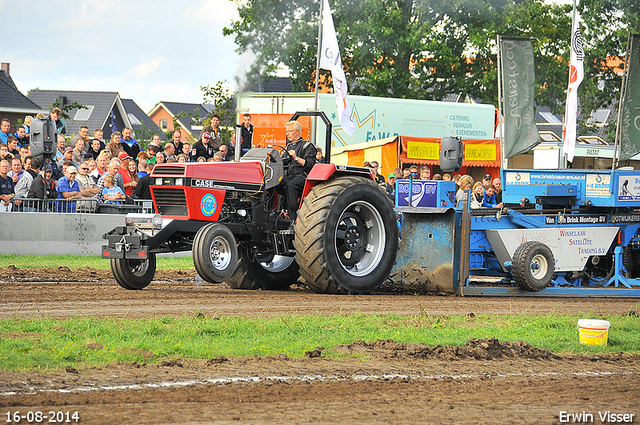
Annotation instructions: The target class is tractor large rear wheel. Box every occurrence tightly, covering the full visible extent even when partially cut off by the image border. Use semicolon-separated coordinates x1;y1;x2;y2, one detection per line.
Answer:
226;245;300;290
294;176;398;294
193;223;239;283
111;254;156;290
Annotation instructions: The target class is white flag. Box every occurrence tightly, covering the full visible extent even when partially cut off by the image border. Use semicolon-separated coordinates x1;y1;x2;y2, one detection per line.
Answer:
319;0;355;136
562;12;584;163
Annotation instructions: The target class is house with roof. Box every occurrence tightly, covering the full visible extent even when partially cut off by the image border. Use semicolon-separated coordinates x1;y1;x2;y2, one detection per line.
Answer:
28;90;133;141
147;101;211;140
0;63;46;129
121;98;165;141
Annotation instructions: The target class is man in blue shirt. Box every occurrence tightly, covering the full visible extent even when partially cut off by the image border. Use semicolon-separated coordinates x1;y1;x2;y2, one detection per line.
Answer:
482;184;503;209
57;165;82;212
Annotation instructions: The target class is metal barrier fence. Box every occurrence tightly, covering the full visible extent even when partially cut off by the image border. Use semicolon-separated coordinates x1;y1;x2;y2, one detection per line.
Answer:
4;198;154;214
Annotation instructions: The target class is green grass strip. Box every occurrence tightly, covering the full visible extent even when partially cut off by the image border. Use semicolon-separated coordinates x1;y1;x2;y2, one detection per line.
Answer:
0;254;193;270
1;313;638;372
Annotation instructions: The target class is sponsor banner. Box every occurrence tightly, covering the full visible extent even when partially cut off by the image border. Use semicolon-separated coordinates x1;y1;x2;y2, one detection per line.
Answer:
585;174;611;198
617;175;640;201
396;179;438;207
545;215;608;225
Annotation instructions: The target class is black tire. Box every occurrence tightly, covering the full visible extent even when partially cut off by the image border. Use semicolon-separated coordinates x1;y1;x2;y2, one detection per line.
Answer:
110;253;156;290
512;241;555;291
294;176;398;294
193;223;239;283
226;245;300;290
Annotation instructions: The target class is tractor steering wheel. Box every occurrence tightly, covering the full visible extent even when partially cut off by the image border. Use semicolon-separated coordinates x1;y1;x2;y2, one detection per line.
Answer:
273;145;292;169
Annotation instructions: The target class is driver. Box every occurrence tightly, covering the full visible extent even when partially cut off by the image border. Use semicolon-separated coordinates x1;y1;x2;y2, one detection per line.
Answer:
282;120;317;215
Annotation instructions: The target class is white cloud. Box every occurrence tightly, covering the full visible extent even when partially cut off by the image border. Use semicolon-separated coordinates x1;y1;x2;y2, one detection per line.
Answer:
183;0;239;23
133;58;166;78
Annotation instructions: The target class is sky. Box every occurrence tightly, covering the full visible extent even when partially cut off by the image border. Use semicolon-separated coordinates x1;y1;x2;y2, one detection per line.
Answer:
1;0;247;113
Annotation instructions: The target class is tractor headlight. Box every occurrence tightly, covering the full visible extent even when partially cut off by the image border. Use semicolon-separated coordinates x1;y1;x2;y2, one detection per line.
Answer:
155;178;163;186
125;213;163;230
175;178;184;186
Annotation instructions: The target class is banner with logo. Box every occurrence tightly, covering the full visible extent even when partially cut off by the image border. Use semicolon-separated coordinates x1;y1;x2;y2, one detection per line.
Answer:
499;37;541;158
619;33;640;161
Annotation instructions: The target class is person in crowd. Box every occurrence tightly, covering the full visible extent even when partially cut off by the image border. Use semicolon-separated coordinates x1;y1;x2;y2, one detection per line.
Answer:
127;158;140;185
227;131;236;158
482;173;492;188
6;136;20;159
101;174;125;203
117;152;137;197
470;181;485;209
86;158;98;183
191;131;215;161
91;154;108;181
0;118;11;144
15;126;29;146
493;177;502;203
87;138;104;160
72;137;85;165
200;114;221;150
19;145;30;159
212;153;223;162
58;146;76;169
408;165;419;179
170;130;183;153
22;116;33;136
386;172;396;201
164;142;176;161
96;159;125;203
54;135;66;164
166;156;178;163
75;160;100;211
177;154;188;163
219;144;231;161
49;107;66;135
433;173;442;180
56;165;82;212
371;161;385;184
0;143;11;162
148;133;164;152
456;175;474;207
443;173;452;181
26;165;57;211
137;158;149;177
121;127;141;160
315;147;325;163
134;162;153;199
280;120;316;216
419;166;431;180
0;159;15;212
146;144;158;165
155;151;165;165
69;126;90;151
181;142;191;159
8;156;23;194
93;129;104;143
483;184;503;209
14;157;41;208
105;131;124;158
21;155;32;171
240;113;253;154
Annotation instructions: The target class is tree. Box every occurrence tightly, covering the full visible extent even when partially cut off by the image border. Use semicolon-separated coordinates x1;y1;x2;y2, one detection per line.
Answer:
201;81;236;143
225;0;638;140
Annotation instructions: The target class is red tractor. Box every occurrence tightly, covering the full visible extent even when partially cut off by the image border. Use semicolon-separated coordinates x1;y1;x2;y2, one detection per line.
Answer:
102;112;398;294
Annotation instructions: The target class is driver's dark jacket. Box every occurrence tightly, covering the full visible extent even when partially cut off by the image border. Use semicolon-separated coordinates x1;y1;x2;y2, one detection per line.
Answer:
286;137;317;176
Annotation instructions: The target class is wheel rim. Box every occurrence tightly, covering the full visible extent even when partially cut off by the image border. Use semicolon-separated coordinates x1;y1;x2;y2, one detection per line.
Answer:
210;236;233;271
333;200;385;276
530;254;548;280
129;259;150;277
260;255;295;273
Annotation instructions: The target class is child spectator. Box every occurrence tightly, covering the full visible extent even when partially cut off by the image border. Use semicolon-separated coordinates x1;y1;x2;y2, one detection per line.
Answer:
101;174;125;203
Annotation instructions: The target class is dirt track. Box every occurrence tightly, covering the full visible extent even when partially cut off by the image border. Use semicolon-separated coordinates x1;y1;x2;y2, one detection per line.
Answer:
1;267;639;424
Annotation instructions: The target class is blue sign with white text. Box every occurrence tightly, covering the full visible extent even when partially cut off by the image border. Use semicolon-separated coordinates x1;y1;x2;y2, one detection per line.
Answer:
395;180;438;207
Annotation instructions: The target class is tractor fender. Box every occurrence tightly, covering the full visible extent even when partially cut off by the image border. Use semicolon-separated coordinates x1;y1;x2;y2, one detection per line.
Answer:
301;163;375;200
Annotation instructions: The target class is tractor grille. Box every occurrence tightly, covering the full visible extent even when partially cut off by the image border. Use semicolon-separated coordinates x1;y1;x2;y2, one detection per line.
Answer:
153;165;186;176
153;188;188;216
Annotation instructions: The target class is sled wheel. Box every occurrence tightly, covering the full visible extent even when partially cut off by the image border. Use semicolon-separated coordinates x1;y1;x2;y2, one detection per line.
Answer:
512;241;555;292
193;223;238;283
227;245;300;290
294;176;398;294
111;253;156;290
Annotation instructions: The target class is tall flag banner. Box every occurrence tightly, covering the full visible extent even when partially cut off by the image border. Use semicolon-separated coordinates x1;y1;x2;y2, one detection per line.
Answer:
499;37;541;158
319;0;355;135
562;11;584;163
619;34;640;161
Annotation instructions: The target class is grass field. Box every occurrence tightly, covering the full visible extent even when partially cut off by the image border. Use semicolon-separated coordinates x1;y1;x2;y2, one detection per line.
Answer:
0;254;193;270
1;313;638;372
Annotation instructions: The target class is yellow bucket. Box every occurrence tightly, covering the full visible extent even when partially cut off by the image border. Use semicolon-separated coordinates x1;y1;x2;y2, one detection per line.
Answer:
578;319;610;346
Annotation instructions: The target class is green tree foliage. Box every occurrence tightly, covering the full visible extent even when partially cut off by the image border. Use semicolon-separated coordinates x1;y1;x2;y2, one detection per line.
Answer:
225;0;639;139
201;81;236;143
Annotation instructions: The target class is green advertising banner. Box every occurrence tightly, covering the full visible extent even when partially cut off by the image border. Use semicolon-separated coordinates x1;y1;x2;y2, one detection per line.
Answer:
499;37;541;158
619;33;640;161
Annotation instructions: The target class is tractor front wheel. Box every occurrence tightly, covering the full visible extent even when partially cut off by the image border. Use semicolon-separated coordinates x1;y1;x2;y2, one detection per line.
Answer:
193;223;239;283
111;254;156;290
512;241;555;292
